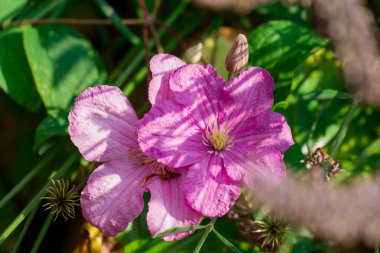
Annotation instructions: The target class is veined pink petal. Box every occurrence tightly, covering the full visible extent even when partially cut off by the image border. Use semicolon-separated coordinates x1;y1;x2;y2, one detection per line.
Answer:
149;54;185;104
146;174;201;241
68;85;138;162
224;151;287;189
224;67;274;130
138;100;207;168
81;160;148;236
224;111;293;185
232;111;294;153
184;156;241;217
169;64;225;123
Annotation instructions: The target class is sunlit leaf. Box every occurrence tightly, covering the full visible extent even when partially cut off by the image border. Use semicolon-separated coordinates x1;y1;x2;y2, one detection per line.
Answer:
302;89;352;101
23;24;107;115
0;0;27;23
0;27;41;111
248;20;328;102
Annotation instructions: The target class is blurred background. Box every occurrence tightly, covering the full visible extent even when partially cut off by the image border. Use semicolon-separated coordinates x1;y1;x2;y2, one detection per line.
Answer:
1;0;380;252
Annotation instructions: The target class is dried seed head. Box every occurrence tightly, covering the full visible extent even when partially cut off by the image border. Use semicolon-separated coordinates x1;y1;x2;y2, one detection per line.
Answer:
225;34;249;75
185;42;203;64
251;215;288;251
41;179;80;221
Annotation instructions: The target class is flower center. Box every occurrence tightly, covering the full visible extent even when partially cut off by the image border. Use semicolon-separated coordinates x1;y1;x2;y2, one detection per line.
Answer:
202;117;234;156
129;148;180;186
209;131;229;150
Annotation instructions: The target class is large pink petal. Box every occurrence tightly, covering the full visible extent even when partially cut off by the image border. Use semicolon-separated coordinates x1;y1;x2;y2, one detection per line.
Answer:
149;54;185;104
232;112;294;154
81;160;148;236
69;85;138;162
224;67;274;130
224;151;287;189
184;156;241;217
138;100;207;168
146;174;201;241
224;111;293;186
169;64;225;124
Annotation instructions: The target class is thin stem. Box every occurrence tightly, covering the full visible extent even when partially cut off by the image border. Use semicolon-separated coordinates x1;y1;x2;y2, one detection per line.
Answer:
138;0;164;54
227;72;232;81
152;0;161;18
154;19;184;45
323;101;357;173
149;23;164;54
30;215;53;253
142;24;152;85
0;150;56;210
12;18;145;26
375;242;379;253
193;218;217;253
11;206;39;253
0;153;78;244
329;101;357;158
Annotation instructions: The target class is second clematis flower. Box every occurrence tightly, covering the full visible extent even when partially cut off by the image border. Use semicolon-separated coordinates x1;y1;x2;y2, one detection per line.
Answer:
68;85;200;241
138;54;294;218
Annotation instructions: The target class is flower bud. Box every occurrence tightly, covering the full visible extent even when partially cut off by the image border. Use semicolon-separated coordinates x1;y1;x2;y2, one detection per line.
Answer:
185;42;203;64
225;34;249;75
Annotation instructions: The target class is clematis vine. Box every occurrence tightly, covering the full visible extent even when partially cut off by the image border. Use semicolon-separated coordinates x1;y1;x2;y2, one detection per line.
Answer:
68;84;200;241
138;54;294;218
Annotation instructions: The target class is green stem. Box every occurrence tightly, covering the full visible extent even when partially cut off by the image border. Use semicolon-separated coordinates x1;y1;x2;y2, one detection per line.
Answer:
323;101;357;172
193;218;217;253
329;101;357;158
30;215;53;253
0;150;56;209
0;153;78;244
375;242;379;253
11;205;39;253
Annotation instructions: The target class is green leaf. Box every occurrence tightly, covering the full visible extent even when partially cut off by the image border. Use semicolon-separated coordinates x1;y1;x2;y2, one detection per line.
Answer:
0;0;27;23
212;229;241;253
23;24;107;115
248;20;328;101
153;225;205;238
94;0;140;45
273;101;289;111
34;111;69;150
302;89;352;100
0;27;41;111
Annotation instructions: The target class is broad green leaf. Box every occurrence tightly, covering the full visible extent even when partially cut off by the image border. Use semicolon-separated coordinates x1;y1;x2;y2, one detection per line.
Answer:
34;111;69;150
302;89;352;100
248;20;327;102
0;0;27;23
0;27;41;111
23;24;107;115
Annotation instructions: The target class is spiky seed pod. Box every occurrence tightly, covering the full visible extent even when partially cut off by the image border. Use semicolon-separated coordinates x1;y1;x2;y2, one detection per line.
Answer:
225;34;249;75
250;215;288;252
41;179;80;221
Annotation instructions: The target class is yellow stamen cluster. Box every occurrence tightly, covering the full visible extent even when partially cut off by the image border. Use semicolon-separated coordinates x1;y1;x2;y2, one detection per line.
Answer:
202;117;234;156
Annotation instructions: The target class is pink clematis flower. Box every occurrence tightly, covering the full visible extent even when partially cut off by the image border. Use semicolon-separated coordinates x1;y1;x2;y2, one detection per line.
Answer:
68;83;200;241
138;54;294;218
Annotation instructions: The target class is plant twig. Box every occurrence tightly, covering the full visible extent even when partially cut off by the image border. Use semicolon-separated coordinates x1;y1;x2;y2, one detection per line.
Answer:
138;0;164;54
12;18;144;26
193;218;217;253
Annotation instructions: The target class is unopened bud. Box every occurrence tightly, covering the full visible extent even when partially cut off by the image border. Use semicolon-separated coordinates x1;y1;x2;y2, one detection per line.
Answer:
185;42;203;64
225;34;249;74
